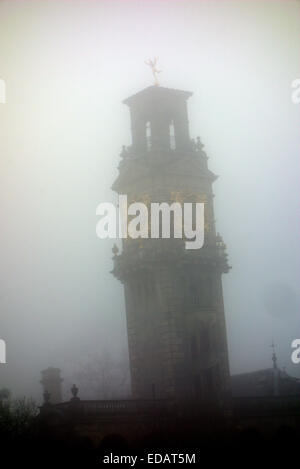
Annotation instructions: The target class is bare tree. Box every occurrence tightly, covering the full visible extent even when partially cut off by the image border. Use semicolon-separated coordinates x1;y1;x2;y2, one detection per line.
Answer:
0;388;10;401
0;391;38;440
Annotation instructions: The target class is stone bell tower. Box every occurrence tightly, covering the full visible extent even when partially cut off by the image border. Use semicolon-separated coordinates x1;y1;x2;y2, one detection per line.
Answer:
112;86;231;411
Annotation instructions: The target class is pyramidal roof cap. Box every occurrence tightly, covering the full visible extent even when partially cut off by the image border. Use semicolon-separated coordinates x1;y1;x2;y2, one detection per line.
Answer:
123;86;193;106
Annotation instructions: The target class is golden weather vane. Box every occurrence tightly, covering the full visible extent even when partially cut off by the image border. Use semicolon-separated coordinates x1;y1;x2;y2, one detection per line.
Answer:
145;57;161;86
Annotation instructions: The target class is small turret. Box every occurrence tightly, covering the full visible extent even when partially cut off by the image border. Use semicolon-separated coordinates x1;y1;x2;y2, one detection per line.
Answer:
40;367;63;404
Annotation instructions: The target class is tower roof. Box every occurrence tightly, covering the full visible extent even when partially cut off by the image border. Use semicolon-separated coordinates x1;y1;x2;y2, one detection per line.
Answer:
123;86;193;106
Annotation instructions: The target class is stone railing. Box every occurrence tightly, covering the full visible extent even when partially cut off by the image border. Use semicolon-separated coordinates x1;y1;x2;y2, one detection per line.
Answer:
233;395;300;417
54;398;173;417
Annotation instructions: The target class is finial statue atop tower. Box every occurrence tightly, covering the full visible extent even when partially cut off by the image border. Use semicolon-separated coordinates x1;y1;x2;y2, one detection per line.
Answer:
145;57;161;86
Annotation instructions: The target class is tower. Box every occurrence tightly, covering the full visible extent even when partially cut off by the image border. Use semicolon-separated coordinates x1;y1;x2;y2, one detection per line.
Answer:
112;86;231;410
40;367;63;404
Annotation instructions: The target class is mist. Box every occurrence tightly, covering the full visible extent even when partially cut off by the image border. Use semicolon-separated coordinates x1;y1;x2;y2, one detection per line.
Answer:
0;0;299;402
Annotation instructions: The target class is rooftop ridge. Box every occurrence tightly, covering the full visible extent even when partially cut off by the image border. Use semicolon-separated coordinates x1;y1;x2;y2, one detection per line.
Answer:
123;85;193;105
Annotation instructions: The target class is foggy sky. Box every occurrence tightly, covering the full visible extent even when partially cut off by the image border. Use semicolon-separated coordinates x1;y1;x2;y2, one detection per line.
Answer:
0;0;299;401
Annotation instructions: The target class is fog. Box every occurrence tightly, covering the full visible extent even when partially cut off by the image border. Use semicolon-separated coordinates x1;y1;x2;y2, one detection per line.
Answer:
0;0;299;402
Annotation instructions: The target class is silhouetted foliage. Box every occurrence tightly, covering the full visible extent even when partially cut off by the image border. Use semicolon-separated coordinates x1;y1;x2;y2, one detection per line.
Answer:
0;391;38;441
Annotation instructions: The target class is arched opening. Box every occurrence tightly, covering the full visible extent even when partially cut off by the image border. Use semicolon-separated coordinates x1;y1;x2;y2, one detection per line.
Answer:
199;326;210;353
191;335;199;359
190;282;200;306
146;121;152;151
169;120;176;150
